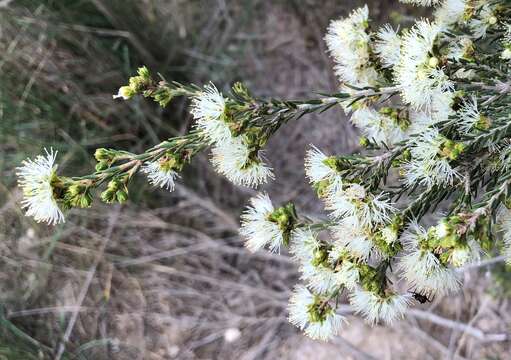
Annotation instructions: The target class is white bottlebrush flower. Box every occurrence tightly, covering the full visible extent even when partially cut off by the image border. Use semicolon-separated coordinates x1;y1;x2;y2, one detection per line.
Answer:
190;83;230;144
409;127;446;160
431;89;455;122
505;23;511;44
350;107;407;145
326;187;396;228
407;89;455;134
502;48;511;60
337;261;360;290
290;228;338;294
395;20;453;110
381;225;399;244
331;217;374;261
399;223;461;296
288;285;345;341
17;149;65;225
142;160;180;191
453;68;476;80
240;193;283;252
403;128;461;187
304;146;343;193
447;37;474;61
400;248;461;295
374;25;402;69
357;192;396;227
325;6;379;88
456;97;482;134
434;0;468;28
399;0;441;6
349;289;411;325
403;157;460;188
469;4;498;39
492;139;511;172
211;137;274;188
435;220;449;239
302;262;339;295
290;228;319;262
408;111;436;135
325;187;360;220
450;240;481;268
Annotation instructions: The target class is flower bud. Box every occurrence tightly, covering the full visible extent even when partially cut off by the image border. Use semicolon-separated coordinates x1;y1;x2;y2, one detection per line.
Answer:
116;189;129;204
101;189;116;203
94;148;111;161
107;180;120;192
79;193;93;208
95;161;109;172
137;66;150;80
67;184;82;197
113;86;135;100
428;56;439;68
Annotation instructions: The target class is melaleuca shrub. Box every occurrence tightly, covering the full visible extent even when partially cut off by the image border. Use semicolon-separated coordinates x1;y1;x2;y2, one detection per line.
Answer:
17;0;511;341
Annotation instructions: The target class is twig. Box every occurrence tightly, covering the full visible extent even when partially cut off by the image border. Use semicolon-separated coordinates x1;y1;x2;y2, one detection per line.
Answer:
406;323;469;360
408;309;508;343
457;255;508;272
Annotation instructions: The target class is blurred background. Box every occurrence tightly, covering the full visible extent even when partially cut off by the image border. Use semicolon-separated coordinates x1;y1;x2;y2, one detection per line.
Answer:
1;0;510;359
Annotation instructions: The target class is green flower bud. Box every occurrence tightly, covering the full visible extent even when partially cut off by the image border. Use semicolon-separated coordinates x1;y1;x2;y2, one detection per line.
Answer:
94;148;109;161
152;86;173;107
95;161;109;172
107;180;120;192
101;189;116;203
116;189;129;204
137;66;150;80
113;86;135;100
67;184;82;197
402;149;411;162
78;193;93;208
266;202;298;246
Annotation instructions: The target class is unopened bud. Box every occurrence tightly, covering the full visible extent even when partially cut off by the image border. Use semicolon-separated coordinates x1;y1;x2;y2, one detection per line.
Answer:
113;86;134;100
116;190;129;204
101;189;116;203
428;56;440;68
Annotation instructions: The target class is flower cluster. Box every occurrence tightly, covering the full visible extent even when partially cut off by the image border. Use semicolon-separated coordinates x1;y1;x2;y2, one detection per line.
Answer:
191;84;274;187
238;0;511;341
16;0;511;343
